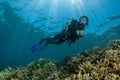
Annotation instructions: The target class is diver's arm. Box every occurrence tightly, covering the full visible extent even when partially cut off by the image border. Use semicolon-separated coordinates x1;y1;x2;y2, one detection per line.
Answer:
76;30;84;37
67;29;84;46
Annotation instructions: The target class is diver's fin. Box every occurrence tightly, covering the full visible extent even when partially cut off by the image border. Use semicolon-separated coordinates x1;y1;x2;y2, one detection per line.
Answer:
31;42;40;52
31;42;46;52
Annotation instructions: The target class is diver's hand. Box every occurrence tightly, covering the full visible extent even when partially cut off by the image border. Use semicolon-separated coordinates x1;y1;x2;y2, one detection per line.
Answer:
76;30;84;36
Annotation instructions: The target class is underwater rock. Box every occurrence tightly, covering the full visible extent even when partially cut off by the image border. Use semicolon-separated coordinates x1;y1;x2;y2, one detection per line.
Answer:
0;40;120;80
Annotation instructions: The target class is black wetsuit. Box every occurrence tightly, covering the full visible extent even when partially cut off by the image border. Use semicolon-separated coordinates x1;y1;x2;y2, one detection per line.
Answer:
40;19;85;46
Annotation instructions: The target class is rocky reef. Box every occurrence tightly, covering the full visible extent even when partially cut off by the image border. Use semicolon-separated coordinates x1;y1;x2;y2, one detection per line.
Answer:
0;40;120;80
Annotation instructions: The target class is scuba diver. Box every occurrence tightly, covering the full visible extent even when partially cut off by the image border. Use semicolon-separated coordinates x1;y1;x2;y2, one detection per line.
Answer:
31;16;89;52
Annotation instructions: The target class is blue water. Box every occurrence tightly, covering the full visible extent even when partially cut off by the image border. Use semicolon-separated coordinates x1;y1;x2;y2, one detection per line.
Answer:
0;0;120;70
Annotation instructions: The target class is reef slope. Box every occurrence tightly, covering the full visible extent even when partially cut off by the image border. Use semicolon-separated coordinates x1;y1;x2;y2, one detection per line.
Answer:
0;40;120;80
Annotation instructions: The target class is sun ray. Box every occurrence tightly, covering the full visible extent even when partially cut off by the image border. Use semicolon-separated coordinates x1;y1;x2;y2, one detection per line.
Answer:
48;0;58;18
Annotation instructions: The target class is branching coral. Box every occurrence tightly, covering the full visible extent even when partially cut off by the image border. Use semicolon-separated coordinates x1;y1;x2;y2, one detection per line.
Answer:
0;40;120;80
108;40;120;50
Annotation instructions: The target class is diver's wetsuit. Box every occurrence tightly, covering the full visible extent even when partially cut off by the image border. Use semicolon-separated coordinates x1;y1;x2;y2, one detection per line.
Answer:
40;19;85;46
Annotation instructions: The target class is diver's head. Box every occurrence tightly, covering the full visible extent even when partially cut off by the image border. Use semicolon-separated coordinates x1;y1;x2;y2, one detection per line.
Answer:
79;16;89;25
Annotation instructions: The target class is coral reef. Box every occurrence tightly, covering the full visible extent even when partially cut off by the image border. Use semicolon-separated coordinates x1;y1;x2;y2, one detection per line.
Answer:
0;40;120;80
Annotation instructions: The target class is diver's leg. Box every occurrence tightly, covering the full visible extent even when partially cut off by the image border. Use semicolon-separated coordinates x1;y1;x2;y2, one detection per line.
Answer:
45;39;65;46
52;33;63;40
39;33;61;45
44;37;63;46
40;38;51;44
45;33;66;46
68;39;76;46
55;39;67;45
39;37;55;46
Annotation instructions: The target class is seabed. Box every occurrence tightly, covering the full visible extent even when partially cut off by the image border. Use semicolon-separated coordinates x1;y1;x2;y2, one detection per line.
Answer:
0;40;120;80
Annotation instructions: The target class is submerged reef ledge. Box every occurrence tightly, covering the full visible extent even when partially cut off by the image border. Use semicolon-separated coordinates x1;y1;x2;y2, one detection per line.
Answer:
0;40;120;80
